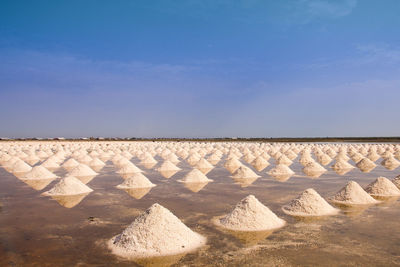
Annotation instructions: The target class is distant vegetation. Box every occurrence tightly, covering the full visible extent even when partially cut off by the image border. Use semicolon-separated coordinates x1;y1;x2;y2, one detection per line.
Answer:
1;137;400;143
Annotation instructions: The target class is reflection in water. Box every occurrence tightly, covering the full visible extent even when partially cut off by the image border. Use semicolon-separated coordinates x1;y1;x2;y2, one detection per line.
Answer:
231;177;258;188
142;162;157;169
225;229;273;246
49;193;91;208
122;187;152;199
269;174;292;182
331;203;370;217
13;172;30;179
159;170;179;179
332;168;353;175
21;178;55;191
76;175;97;184
133;253;186;267
183;182;210;193
302;169;324;178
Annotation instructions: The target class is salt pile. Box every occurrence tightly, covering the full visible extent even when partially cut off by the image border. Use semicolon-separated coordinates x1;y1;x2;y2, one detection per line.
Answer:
179;169;213;183
302;161;327;178
157;160;181;179
224;157;242;174
41;157;60;170
62;158;80;171
275;154;292;166
316;153;332;166
381;154;400;170
69;164;98;178
282;188;339;217
392;175;400;188
43;176;93;196
89;157;105;168
251;156;269;171
116;173;156;189
267;164;294;181
330;181;379;205
195;158;214;175
108;203;206;258
232;166;260;180
116;162;143;175
11;160;32;173
331;158;354;174
217;195;285;231
21;166;58;180
364;177;400;197
356;158;376;173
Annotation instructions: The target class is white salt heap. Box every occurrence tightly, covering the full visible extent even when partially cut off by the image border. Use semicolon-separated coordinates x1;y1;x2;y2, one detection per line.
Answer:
43;176;93;196
117;173;156;189
302;161;327;177
108;203;206;258
392;175;400;188
232;166;260;180
179;169;213;183
157;160;181;178
41;157;60;170
364;177;400;197
251;155;269;171
282;188;339;217
224;157;242;174
330;181;378;205
218;195;285;231
268;164;294;177
381;154;400;170
11;160;32;173
68;164;98;177
195;158;214;175
117;162;143;175
21;166;58;180
356;158;376;173
62;158;80;170
331;159;354;172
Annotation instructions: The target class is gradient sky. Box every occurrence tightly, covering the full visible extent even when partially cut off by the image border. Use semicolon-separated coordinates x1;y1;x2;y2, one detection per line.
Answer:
1;0;399;138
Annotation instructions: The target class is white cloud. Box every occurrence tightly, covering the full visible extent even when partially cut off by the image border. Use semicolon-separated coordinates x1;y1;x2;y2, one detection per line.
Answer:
302;0;357;18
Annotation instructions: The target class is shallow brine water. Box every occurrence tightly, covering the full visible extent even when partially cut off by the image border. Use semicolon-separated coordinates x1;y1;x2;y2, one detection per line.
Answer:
1;148;400;266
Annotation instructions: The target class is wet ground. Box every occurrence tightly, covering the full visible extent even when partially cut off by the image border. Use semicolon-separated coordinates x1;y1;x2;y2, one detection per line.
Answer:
0;154;400;266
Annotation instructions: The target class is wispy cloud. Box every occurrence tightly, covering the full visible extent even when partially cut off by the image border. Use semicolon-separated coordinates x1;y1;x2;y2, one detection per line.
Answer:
302;0;358;18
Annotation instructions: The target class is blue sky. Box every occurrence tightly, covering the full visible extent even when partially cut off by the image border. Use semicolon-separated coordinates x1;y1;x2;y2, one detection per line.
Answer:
0;0;399;138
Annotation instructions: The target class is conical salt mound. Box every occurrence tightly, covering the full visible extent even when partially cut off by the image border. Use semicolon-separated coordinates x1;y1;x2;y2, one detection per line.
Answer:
11;160;32;173
62;158;80;170
224;157;242;174
108;203;206;258
69;164;98;177
330;181;379;205
381;155;400;170
157;160;181;179
392;175;400;189
195;158;214;175
364;177;400;197
331;159;354;172
282;188;339;217
268;164;294;177
302;161;326;178
356;158;376;173
43;176;93;196
89;157;105;167
21;166;58;180
117;173;156;189
179;169;213;183
217;195;285;231
41;158;60;170
232;166;260;180
116;162;143;175
251;156;269;172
